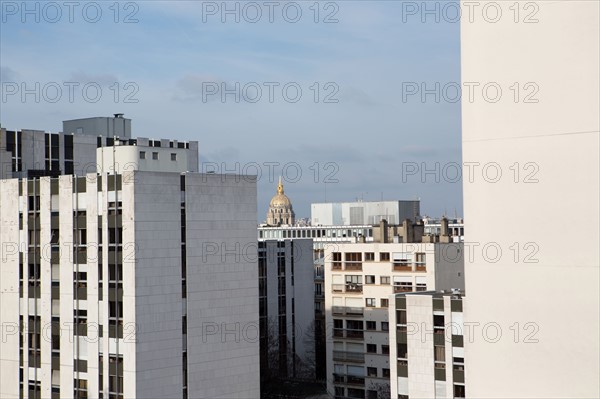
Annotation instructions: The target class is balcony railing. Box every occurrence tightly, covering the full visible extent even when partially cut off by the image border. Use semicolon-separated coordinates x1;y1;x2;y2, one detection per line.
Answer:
393;285;413;293
393;263;412;272
333;350;365;363
332;328;364;340
345;283;363;293
333;374;365;386
332;306;364;316
344;263;362;271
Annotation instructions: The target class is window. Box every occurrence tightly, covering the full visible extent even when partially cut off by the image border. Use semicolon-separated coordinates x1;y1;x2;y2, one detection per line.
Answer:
380;252;390;261
365;252;375;261
366;344;377;353
171;153;177;161
380;298;389;308
381;345;389;354
365;298;376;307
139;151;146;160
366;321;376;331
365;275;375;284
381;322;389;331
152;152;159;160
398;343;408;359
380;276;390;285
382;368;390;378
367;367;377;377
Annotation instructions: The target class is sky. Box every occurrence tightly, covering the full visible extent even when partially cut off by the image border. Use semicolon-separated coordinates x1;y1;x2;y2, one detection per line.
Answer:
0;1;463;221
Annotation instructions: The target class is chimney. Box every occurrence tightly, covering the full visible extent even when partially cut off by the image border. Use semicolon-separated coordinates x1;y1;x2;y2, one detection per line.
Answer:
379;219;388;243
441;216;449;236
402;219;413;243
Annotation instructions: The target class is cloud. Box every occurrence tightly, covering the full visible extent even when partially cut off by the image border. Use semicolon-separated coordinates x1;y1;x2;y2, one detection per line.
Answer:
67;71;120;87
0;66;18;82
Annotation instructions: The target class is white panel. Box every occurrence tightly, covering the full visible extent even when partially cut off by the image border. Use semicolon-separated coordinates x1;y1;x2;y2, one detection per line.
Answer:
332;275;343;284
398;377;409;395
52;370;60;385
393;252;413;261
97;195;103;215
78;336;88;358
51;195;59;211
345;297;362;307
333;342;344;351
452;346;464;359
393;275;413;283
51;264;60;280
347;365;364;376
346;343;363;352
416;276;427;284
451;312;463;334
52;300;60;316
435;381;446;398
332;297;343;306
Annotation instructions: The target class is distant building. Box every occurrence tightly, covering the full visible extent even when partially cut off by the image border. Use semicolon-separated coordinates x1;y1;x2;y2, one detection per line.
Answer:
266;177;295;226
258;240;315;383
311;200;420;226
0;115;198;179
389;290;465;399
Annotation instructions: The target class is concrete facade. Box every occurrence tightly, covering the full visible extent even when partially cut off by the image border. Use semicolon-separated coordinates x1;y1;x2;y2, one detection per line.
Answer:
389;291;465;399
461;1;599;397
63;116;132;138
1;171;259;398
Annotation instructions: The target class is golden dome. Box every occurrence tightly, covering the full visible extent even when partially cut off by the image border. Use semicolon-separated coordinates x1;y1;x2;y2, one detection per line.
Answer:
269;177;293;209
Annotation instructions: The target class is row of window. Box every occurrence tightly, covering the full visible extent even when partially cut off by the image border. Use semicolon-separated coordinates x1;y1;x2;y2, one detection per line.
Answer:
139;151;178;161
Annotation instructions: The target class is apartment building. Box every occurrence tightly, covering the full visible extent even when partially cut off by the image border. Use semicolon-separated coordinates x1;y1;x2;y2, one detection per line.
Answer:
389;290;465;399
324;238;464;399
258;239;315;384
461;1;599;396
0;122;260;399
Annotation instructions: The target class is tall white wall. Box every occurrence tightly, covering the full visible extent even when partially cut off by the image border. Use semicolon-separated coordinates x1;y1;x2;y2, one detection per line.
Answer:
185;173;260;398
461;1;600;397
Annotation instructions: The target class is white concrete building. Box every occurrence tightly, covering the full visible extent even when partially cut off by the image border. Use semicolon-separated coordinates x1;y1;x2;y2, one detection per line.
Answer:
1;132;258;398
324;241;464;399
389;290;465;399
311;200;420;226
461;1;599;397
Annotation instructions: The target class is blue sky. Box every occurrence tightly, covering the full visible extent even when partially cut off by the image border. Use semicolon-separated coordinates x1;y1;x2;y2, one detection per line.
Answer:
0;1;462;220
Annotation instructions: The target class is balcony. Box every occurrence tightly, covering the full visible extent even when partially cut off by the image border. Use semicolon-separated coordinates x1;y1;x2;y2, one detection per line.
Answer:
392;262;412;272
332;262;342;270
333;374;365;386
332;328;364;340
344;262;362;271
332;306;364;316
415;262;427;272
333;350;365;363
393;285;413;293
345;283;363;293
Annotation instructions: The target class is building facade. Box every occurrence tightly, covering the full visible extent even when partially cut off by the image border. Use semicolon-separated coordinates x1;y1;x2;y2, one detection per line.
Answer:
324;240;464;399
258;239;315;384
461;1;599;397
0;118;259;399
0;115;198;180
311;200;420;226
389;290;465;399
